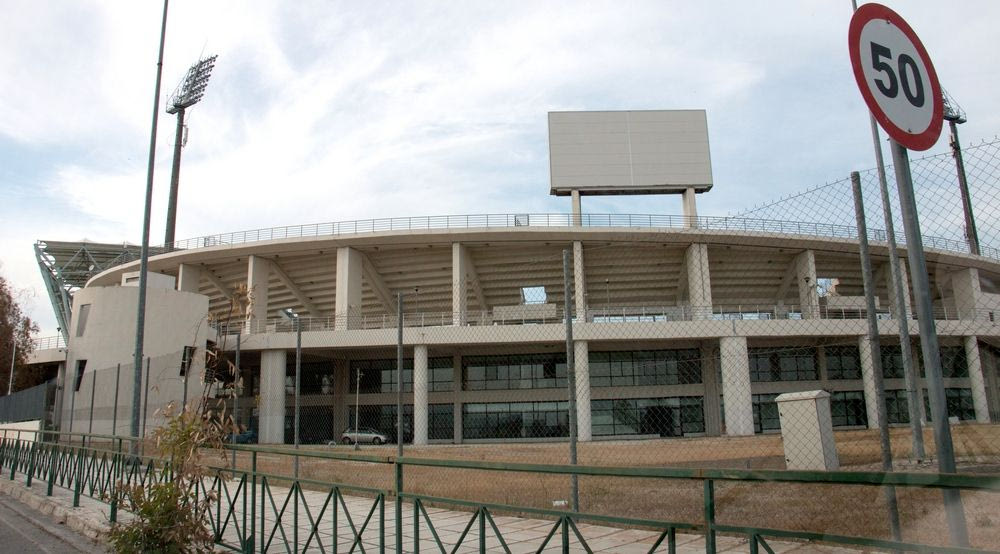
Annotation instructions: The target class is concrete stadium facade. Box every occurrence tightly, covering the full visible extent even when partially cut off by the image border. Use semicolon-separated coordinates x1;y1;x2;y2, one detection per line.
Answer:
41;213;1000;445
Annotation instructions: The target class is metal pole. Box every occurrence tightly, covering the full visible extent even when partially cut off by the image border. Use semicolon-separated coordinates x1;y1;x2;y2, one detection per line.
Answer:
851;0;924;461
164;107;185;247
7;340;15;395
112;364;120;437
132;0;169;456
293;317;301;480
562;250;579;512
141;358;151;456
354;368;361;451
851;172;901;541
88;370;97;435
68;371;76;433
397;293;404;459
949;120;979;256
890;141;969;546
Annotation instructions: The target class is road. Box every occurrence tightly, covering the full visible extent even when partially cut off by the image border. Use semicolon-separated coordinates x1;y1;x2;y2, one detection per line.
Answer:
0;495;105;553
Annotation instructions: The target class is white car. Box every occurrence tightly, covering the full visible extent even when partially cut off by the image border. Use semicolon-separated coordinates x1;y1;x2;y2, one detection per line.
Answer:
340;427;389;445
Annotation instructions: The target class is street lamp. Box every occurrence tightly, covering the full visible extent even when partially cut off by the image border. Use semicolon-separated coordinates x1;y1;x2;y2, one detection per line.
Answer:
280;307;302;478
164;54;217;246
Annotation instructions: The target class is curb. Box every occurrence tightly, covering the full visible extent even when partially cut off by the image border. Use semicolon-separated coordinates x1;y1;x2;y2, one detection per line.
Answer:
0;478;110;544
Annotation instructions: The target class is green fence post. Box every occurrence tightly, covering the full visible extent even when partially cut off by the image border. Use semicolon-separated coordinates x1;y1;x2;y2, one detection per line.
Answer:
379;492;385;554
704;479;716;554
750;534;759;554
395;461;403;554
73;448;83;507
47;444;56;497
413;499;420;553
25;440;36;488
10;435;19;480
250;451;256;554
560;516;568;553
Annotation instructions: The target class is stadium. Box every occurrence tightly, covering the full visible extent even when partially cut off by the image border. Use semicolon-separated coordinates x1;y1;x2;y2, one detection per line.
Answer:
24;110;1000;457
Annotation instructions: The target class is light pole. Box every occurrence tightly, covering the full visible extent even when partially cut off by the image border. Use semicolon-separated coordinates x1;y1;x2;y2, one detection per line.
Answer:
164;54;217;247
281;308;302;478
7;339;16;395
353;369;362;451
942;90;979;256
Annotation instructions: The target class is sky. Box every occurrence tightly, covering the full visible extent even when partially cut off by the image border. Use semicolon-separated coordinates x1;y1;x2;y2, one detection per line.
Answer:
2;1;998;338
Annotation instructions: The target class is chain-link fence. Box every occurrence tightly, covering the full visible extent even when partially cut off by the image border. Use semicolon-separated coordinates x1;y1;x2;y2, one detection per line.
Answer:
43;135;1000;549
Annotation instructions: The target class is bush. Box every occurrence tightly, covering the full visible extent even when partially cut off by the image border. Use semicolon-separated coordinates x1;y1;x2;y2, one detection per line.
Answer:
107;404;228;554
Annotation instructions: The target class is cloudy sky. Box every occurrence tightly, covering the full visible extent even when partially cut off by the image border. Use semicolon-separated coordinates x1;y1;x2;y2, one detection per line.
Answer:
2;1;998;337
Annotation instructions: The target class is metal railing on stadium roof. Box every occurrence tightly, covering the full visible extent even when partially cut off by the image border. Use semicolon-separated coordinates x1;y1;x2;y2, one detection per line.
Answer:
209;305;998;335
161;213;999;260
31;336;66;351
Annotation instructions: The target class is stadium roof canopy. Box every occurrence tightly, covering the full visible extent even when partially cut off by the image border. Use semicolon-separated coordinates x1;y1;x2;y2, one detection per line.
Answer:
34;240;151;342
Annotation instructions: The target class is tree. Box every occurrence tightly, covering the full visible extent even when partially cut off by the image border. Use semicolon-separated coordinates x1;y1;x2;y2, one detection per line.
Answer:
0;272;39;395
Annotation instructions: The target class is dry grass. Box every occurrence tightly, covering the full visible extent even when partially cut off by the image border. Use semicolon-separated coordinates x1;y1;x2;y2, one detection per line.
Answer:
211;424;1000;550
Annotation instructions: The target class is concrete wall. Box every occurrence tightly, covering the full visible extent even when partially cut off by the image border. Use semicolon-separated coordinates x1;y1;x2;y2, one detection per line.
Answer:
59;285;210;436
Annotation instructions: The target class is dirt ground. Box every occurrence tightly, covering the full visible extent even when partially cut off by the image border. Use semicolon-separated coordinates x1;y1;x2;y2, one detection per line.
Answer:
207;424;1000;551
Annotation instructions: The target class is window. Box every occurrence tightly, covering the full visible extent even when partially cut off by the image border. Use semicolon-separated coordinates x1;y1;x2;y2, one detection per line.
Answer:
463;354;566;391
589;349;702;387
591;396;704;437
830;391;868;427
347;404;454;441
922;388;975;422
749;347;818;382
75;304;91;337
825;345;860;380
350;357;453;393
462;402;568;440
881;345;906;379
752;394;780;433
885;389;911;424
74;360;87;392
520;286;547;304
917;346;968;378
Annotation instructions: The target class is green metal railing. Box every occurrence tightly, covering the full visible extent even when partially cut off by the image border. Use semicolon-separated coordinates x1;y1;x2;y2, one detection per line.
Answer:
1;429;998;553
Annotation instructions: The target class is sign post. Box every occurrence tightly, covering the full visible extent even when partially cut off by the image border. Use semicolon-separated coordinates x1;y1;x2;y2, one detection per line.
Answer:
848;3;968;546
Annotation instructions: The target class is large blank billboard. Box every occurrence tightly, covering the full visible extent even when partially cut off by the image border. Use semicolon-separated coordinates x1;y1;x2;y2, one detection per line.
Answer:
548;110;713;196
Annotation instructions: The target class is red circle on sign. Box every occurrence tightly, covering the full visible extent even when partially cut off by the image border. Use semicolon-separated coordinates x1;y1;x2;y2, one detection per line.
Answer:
848;3;943;151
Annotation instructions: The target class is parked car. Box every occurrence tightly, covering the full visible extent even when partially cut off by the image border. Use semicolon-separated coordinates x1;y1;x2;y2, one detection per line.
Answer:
227;429;258;444
340;427;388;445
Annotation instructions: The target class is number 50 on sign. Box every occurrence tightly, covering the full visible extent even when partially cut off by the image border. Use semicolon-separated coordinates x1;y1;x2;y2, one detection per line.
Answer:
849;3;943;151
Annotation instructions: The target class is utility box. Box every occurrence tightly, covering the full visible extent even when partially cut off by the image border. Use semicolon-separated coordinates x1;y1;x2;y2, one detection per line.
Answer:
775;390;839;471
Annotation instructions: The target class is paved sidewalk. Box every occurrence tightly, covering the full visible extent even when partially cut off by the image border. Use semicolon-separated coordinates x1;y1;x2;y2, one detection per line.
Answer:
0;471;862;553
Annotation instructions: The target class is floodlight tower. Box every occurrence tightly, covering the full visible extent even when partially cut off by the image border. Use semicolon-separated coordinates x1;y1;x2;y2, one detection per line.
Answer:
164;54;217;247
942;89;978;256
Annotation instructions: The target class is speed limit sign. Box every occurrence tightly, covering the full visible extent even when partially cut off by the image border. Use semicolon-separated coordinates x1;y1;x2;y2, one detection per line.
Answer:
848;3;943;151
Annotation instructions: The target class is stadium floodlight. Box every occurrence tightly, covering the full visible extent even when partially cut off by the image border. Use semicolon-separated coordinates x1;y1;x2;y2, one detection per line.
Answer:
166;55;217;114
164;55;218;247
942;88;978;255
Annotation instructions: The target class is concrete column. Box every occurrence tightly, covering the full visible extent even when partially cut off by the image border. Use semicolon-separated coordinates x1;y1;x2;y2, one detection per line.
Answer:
858;336;882;430
795;250;820;319
259;350;287;444
574;340;592;442
951;267;982;320
702;342;721;436
453;354;463;443
177;263;203;293
452;243;468;326
336;247;363;330
720;336;753;436
682;187;698;228
686;243;712;320
413;345;429;445
247;256;271;333
886;262;912;319
573;242;588;322
964;336;991;423
571;190;582;225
